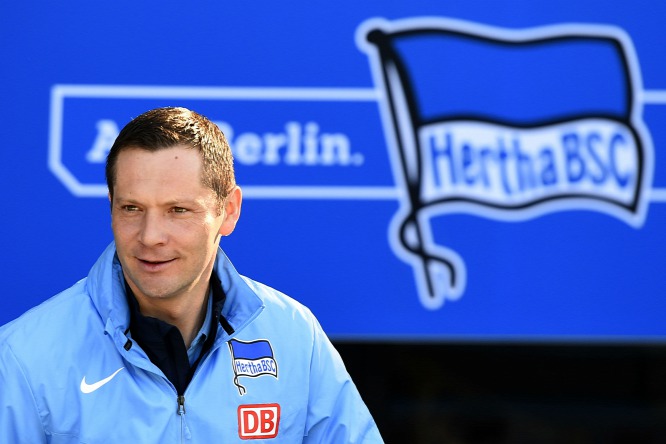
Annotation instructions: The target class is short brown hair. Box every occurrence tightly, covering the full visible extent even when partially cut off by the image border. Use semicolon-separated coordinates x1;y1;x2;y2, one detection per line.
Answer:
105;107;235;203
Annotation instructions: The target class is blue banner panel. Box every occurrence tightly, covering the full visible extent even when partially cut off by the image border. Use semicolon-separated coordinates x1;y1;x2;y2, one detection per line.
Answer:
50;86;391;194
1;1;666;341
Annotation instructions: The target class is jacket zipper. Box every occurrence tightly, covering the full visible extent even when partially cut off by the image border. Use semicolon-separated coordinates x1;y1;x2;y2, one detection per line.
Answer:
177;395;191;441
122;331;232;441
175;338;227;441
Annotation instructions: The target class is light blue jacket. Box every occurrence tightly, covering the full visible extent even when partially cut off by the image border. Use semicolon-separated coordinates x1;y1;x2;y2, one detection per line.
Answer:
0;242;383;443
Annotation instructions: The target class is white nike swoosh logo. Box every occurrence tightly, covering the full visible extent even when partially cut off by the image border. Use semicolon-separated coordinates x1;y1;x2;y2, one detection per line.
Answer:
80;367;125;394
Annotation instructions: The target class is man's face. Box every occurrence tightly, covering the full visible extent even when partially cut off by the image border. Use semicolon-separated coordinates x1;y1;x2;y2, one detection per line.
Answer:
111;145;240;306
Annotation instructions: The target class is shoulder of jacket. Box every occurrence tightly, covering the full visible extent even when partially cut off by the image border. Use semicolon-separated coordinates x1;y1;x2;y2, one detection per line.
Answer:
0;279;92;345
240;275;310;309
240;275;318;324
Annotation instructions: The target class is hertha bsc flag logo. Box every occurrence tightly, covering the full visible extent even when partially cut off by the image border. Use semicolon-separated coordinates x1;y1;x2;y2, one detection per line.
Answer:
229;339;278;395
357;17;653;310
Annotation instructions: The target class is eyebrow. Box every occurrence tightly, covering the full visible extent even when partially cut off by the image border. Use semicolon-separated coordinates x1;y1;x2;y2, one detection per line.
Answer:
113;196;204;207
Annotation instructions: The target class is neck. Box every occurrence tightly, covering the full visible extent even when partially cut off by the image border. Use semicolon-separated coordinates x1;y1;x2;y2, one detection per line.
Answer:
133;286;210;349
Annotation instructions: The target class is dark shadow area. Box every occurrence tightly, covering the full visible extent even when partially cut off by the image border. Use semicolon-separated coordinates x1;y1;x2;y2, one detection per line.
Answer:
335;342;666;444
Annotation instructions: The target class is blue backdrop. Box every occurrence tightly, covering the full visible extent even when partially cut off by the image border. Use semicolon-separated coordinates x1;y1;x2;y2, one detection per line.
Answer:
1;1;665;341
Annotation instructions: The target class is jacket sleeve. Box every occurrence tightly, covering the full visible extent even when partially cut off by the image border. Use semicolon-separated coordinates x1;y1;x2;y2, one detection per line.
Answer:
303;316;384;443
0;341;47;443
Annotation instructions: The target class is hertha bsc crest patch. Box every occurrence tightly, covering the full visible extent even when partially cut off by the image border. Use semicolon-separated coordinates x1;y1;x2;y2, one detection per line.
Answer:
228;339;278;395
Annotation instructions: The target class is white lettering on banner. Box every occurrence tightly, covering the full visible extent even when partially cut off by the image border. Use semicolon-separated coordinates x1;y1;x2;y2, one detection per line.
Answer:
215;121;364;167
420;119;637;206
84;119;363;168
86;119;121;162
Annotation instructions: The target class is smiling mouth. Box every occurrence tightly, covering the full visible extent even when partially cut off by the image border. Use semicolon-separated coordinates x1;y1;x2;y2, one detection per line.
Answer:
137;258;176;269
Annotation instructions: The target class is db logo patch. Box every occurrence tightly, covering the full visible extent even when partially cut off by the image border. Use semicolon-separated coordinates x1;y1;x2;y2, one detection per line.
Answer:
238;403;281;440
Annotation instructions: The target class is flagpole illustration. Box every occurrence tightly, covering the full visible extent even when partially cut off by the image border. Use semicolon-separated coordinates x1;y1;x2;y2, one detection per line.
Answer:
365;27;460;305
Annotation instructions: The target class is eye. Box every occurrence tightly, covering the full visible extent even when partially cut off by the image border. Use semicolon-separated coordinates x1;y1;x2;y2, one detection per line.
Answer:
172;207;189;214
122;205;140;212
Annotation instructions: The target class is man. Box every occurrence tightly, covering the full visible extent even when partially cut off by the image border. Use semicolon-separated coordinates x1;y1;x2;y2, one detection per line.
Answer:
0;107;383;442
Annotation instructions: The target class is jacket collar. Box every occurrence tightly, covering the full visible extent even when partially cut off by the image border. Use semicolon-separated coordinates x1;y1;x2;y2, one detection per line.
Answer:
86;242;264;341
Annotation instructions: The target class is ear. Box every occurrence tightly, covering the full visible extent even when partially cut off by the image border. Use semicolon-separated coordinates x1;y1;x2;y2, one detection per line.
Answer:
219;186;242;237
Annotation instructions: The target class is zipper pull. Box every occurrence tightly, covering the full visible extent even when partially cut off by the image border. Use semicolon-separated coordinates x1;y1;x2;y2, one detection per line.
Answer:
177;395;192;440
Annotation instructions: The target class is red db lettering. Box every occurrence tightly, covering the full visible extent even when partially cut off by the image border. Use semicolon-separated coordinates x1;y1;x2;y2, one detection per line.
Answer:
238;404;281;440
261;409;275;433
243;410;259;433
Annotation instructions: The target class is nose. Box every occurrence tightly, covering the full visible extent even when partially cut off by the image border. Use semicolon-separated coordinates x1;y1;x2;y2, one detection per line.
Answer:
138;210;168;246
